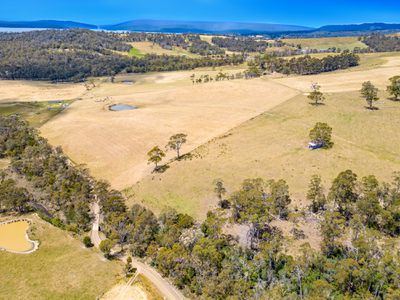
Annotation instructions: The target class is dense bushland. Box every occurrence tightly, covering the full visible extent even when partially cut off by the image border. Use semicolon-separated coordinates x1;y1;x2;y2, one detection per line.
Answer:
127;54;244;73
249;51;360;75
211;36;281;52
0;116;94;230
363;34;400;52
0;30;242;81
0;29;368;81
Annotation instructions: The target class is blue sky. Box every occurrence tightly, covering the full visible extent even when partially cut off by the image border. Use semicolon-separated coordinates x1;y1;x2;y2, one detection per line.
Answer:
1;0;399;27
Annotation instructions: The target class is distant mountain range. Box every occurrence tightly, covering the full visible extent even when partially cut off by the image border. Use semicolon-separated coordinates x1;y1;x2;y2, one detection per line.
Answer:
318;23;400;32
1;19;400;35
0;20;97;30
101;20;312;33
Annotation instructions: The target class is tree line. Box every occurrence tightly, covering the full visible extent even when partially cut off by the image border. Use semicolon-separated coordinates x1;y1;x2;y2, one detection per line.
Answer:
126;54;244;74
189;71;248;84
362;34;400;52
249;51;360;76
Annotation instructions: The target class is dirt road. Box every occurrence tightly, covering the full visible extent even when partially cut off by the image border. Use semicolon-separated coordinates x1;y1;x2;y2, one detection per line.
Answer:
90;200;102;248
131;257;185;300
91;204;186;300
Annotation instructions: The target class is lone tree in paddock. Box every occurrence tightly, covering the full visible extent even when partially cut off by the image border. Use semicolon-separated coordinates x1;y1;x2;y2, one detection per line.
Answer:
147;146;165;171
309;122;333;149
166;133;187;159
214;179;227;202
387;76;400;100
360;81;379;109
307;83;325;105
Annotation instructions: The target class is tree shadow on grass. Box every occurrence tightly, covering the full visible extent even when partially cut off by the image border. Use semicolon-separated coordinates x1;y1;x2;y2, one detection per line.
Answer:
388;97;400;102
365;106;380;111
154;165;170;174
177;153;193;161
309;102;326;106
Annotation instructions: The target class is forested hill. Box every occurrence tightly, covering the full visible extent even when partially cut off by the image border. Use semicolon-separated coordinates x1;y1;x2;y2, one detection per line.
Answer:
0;29;244;81
275;23;400;38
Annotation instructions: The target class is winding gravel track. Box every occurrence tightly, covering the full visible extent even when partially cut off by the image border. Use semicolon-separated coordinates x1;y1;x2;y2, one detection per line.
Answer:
91;201;186;300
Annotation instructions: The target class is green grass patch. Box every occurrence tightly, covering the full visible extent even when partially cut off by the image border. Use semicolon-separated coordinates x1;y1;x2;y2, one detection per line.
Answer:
0;100;72;127
128;47;145;58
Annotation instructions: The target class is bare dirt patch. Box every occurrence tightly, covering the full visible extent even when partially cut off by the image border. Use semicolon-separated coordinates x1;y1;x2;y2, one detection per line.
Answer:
0;220;37;253
102;283;148;300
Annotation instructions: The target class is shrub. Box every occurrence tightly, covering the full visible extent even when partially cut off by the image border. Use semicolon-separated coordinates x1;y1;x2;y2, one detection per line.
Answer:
83;236;93;248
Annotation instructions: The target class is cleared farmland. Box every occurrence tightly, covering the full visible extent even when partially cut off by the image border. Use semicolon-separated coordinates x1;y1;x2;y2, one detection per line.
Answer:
128;89;400;219
3;53;400;219
126;54;400;218
40;70;299;189
0;80;86;103
283;36;368;50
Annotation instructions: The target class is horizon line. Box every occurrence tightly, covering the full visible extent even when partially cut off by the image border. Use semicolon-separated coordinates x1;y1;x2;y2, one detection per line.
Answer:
1;18;399;29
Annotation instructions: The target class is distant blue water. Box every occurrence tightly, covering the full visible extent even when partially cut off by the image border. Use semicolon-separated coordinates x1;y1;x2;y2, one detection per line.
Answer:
0;27;50;32
109;104;137;111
